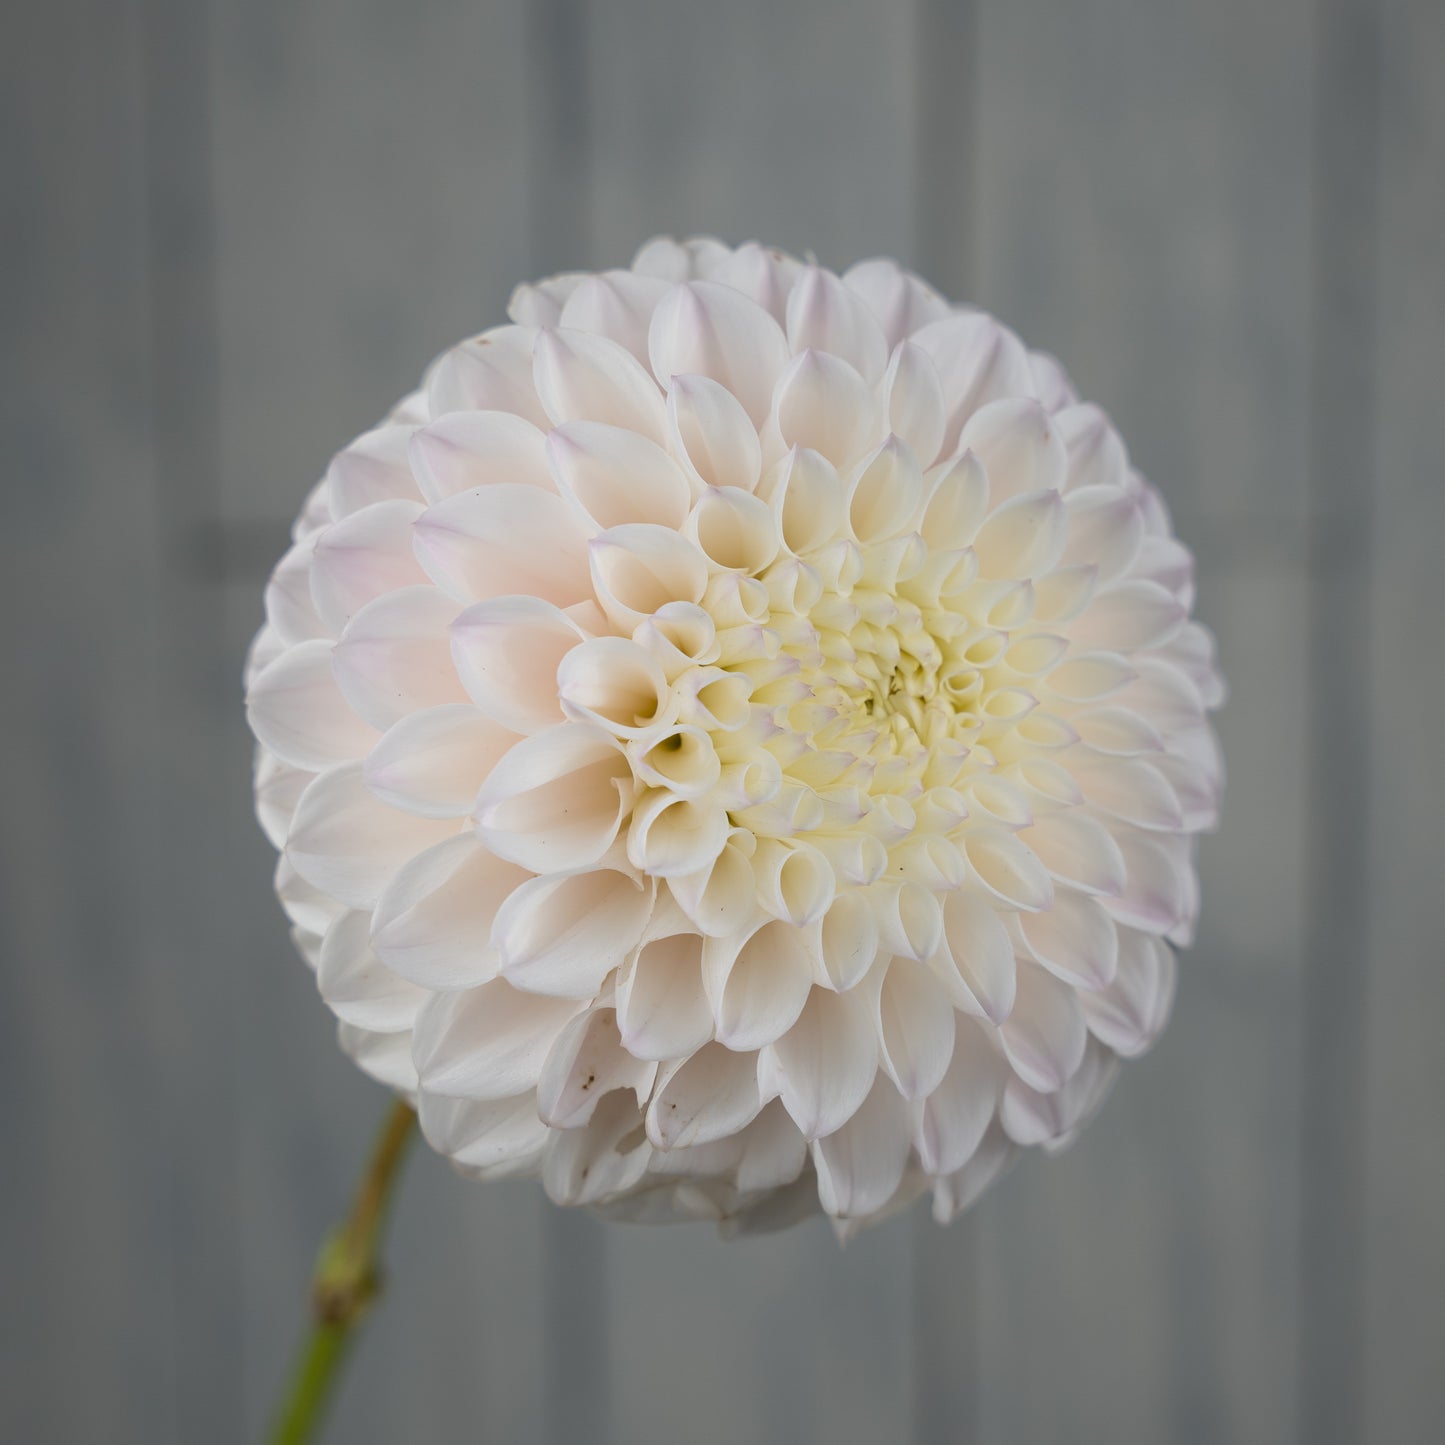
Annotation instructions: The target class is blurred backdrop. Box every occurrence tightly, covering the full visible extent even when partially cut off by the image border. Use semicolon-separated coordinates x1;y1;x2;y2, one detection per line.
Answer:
3;0;1441;1441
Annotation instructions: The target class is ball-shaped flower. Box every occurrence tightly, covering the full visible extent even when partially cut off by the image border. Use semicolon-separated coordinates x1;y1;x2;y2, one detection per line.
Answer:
246;237;1224;1236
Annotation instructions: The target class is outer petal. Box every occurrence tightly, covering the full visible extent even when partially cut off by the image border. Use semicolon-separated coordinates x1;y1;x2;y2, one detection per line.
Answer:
413;979;585;1101
413;484;592;607
496;869;654;997
408;411;552;503
287;762;458;909
247;639;378;773
761;985;877;1139
363;704;518;818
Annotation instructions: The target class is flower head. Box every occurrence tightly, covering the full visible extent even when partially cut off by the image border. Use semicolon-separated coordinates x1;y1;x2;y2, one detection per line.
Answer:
246;237;1224;1235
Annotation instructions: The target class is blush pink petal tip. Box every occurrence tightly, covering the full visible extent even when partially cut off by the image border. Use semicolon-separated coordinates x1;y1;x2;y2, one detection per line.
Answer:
247;235;1224;1237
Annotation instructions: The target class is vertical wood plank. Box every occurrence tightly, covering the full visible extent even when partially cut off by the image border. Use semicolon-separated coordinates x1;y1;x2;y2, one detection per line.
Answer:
1299;0;1380;1439
0;3;184;1441
1361;0;1445;1437
968;3;1317;1439
580;6;925;1442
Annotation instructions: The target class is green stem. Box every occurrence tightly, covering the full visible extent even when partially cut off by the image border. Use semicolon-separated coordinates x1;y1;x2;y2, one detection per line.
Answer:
266;1099;418;1445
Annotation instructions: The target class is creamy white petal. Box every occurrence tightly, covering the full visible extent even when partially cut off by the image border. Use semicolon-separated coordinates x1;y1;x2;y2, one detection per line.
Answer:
332;585;468;731
882;341;947;468
646;1043;764;1149
649;281;790;426
705;919;815;1052
419;1092;549;1177
547;421;692;531
474;723;631;873
770;348;876;466
936;890;1017;1022
414;980;585;1100
426;326;548;425
667;372;763;493
533;326;668;443
372;832;527;989
876;955;956;1100
364;704;516;818
310;499;427;634
413;484;592;607
318;910;429;1033
558;270;670;363
842;259;951;348
589;523;710;629
616;931;715;1060
247;639;379;773
408;411;552;504
1080;930;1177;1057
999;960;1088;1093
326;424;420;517
538;1008;656;1129
911;313;1035;455
496;869;653;997
785;265;889;383
450;595;588;735
1019;889;1119;990
916;1015;1001;1175
763;985;877;1138
287;762;458;909
812;1076;911;1219
957;398;1067;503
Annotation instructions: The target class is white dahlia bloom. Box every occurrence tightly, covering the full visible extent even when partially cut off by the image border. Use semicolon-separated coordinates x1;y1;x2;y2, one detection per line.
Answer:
246;237;1223;1236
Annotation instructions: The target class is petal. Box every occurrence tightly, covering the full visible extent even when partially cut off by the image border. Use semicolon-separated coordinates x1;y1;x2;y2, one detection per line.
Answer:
558;270;670;362
1100;831;1188;933
557;635;673;737
372;832;528;989
616;930;715;1060
1060;484;1144;580
332;585;468;731
589;523;710;629
771;348;875;466
936;889;1017;1022
247;638;379;772
961;828;1055;911
930;1123;1016;1222
971;489;1068;581
363;703;517;817
419;1092;549;1177
543;1088;652;1206
919;451;989;551
999;960;1087;1093
496;869;654;997
408;411;552;504
1080;929;1177;1057
1017;810;1127;896
882;341;946;468
762;984;878;1138
413;980;584;1100
1055;404;1129;492
1019;890;1120;990
841;259;951;348
1072;757;1184;831
916;1014;1001;1175
263;538;328;646
309;499;428;633
849;436;925;543
286;762;458;909
626;789;730;877
667;372;763;493
507;272;585;327
547;421;692;530
769;446;847;556
537;1007;656;1128
326;424;420;516
646;1042;763;1149
337;1023;417;1093
813;889;882;990
413;484;592;607
667;835;763;938
910;313;1035;455
317;910;428;1033
785;265;889;383
710;241;804;321
705;919;814;1051
1070;580;1187;653
957;398;1067;502
876;955;957;1100
474;723;631;873
534;326;668;443
450;595;588;735
426;326;548;426
812;1076;911;1219
649;281;791;426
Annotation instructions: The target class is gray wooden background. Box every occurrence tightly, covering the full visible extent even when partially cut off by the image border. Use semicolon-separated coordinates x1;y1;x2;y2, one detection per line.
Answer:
3;0;1441;1440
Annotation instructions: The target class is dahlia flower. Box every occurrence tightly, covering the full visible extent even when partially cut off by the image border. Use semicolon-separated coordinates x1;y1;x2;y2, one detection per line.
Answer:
246;236;1223;1236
